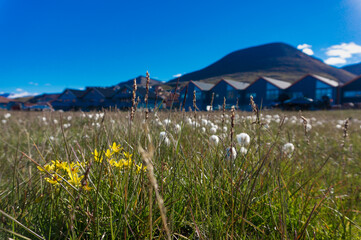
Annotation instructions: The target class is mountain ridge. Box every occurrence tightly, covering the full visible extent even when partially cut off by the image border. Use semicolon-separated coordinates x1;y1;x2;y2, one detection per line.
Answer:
168;42;356;85
342;62;361;76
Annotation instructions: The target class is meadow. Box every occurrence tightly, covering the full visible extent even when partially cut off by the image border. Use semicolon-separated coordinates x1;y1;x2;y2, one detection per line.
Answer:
1;107;361;239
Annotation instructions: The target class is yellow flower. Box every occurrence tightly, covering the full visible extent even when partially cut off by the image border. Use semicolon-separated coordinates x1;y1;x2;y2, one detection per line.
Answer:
83;182;93;191
109;158;117;167
123;152;132;160
136;163;147;174
68;171;84;187
37;164;54;173
121;158;132;169
45;174;62;185
105;149;113;159
92;149;103;163
110;142;122;153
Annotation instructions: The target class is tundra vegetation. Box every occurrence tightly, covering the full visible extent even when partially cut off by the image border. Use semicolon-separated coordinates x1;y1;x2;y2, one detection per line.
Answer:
1;107;361;239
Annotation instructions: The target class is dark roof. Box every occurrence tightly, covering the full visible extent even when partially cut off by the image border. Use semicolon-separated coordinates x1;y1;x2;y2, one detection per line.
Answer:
67;89;86;98
286;74;339;89
261;77;291;89
91;87;117;98
221;78;249;90
191;81;214;91
341;74;361;87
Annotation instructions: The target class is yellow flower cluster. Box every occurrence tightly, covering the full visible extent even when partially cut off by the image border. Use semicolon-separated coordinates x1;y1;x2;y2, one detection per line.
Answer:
37;160;91;191
93;142;146;173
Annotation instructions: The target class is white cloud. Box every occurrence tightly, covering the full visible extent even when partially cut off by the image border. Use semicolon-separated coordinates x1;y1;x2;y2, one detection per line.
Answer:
297;44;312;50
302;48;314;55
173;73;182;78
8;91;38;99
297;43;313;55
324;57;347;65
16;88;23;92
29;82;39;86
324;42;361;65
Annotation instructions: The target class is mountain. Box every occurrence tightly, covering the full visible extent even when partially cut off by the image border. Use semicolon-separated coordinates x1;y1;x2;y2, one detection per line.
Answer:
115;75;163;88
168;42;356;85
342;62;361;76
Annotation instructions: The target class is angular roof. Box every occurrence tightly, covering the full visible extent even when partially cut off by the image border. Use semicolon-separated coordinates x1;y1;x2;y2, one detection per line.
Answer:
262;77;291;89
221;78;249;90
191;81;214;91
341;74;361;87
309;74;339;87
67;89;86;98
91;87;116;98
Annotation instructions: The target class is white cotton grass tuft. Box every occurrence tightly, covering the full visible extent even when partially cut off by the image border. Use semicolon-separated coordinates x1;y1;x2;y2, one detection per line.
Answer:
225;147;237;160
4;113;11;119
2;119;7;124
282;143;295;157
163;119;171;126
336;124;342;129
159;131;170;146
201;127;206;133
174;124;181;133
306;123;312;132
240;147;248;155
236;133;250;146
223;126;228;132
210;127;217;134
209;135;219;146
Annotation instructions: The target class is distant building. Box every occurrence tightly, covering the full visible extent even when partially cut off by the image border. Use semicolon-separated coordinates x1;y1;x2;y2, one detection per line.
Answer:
80;87;116;110
340;75;361;105
209;78;249;110
242;77;291;110
285;74;339;106
0;96;10;109
179;81;214;111
52;89;86;111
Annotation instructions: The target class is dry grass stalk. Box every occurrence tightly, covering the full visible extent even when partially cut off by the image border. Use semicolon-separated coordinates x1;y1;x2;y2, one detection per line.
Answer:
145;71;150;120
209;92;215;112
342;118;349;147
250;96;259;124
230;106;235;150
130;78;138;121
300;115;310;144
222;97;226;125
138;143;171;240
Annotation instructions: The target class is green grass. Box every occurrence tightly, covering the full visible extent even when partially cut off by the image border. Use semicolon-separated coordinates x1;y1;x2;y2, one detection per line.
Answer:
1;109;361;239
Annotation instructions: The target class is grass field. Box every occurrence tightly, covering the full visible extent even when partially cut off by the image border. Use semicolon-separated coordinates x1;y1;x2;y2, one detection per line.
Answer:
1;108;361;239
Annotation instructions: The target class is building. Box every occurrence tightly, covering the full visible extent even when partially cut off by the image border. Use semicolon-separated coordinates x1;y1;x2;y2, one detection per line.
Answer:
340;75;361;105
209;78;249;110
242;77;291;110
52;89;86;111
0;96;10;109
285;74;339;106
80;87;116;110
179;81;214;111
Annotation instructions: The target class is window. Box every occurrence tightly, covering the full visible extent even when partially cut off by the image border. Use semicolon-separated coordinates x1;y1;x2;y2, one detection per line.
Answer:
266;89;279;100
315;88;332;100
344;91;361;98
227;91;235;100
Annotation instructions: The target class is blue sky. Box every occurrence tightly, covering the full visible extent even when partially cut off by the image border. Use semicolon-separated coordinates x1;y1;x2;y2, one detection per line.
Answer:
1;0;361;97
